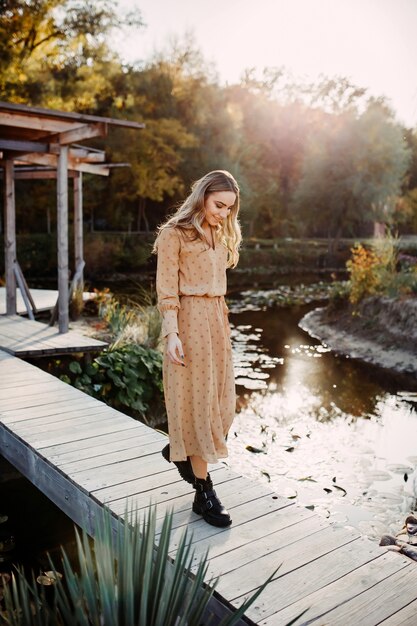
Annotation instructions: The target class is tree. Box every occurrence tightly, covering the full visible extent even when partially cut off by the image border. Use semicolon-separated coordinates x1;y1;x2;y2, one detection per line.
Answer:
292;102;411;249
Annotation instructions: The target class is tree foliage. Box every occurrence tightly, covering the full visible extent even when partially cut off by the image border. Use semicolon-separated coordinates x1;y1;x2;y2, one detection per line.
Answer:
0;1;415;239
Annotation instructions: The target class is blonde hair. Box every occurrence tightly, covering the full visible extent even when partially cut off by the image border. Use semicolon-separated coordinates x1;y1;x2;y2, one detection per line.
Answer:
152;170;241;268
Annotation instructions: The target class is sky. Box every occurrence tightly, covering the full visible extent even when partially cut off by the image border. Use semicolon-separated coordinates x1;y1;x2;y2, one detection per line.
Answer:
115;0;417;128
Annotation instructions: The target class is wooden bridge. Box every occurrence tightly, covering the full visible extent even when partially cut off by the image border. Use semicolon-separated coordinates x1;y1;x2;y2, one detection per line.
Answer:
1;348;416;625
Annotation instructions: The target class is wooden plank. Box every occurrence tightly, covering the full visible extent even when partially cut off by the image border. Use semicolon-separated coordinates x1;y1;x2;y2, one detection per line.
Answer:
1;402;111;428
0;380;67;399
318;563;417;625
216;524;360;602
167;496;295;557
58;122;107;145
155;481;276;536
379;597;417;625
67;450;170;491
1;397;105;422
0;421;114;538
39;421;140;457
181;504;315;567
97;465;237;512
24;414;135;448
247;550;409;625
56;430;164;467
0;387;87;411
14;408;120;437
58;432;166;471
61;438;165;474
204;513;331;579
0;316;106;354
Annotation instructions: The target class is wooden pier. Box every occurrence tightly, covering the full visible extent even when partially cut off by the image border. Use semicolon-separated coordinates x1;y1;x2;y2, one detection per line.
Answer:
1;348;416;625
0;287;96;316
0;315;106;356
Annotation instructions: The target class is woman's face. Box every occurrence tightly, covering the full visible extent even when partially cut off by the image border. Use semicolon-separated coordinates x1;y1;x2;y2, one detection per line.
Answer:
203;191;237;227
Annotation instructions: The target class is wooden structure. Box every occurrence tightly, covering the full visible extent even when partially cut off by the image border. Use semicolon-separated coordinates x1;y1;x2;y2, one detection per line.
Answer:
0;286;96;316
0;316;106;356
1;348;416;625
0;101;143;333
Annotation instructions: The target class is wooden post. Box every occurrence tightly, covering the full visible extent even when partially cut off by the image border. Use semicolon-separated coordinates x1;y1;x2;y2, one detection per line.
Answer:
4;160;16;315
74;171;84;291
57;146;69;333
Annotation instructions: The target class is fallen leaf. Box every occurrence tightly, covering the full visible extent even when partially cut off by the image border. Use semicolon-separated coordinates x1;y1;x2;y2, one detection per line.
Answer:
261;471;271;482
246;445;266;454
285;447;295;453
305;504;315;511
334;484;347;496
323;488;333;494
298;476;317;482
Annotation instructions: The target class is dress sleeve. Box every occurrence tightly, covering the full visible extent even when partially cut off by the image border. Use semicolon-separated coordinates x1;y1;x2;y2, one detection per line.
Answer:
156;227;181;338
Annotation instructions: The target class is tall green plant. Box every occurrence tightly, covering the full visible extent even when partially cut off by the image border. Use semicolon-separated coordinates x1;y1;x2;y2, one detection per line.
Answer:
1;506;279;626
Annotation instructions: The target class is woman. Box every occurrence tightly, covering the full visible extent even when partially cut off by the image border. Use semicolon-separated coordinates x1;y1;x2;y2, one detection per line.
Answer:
153;170;241;528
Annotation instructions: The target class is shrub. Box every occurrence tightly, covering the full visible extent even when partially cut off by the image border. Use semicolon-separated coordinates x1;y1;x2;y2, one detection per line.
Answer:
64;344;164;424
1;505;276;625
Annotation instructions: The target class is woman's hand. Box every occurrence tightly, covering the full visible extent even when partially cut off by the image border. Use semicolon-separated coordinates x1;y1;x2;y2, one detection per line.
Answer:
166;332;185;366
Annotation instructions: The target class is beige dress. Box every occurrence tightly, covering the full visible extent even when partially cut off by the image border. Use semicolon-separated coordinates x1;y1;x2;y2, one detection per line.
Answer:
156;226;236;463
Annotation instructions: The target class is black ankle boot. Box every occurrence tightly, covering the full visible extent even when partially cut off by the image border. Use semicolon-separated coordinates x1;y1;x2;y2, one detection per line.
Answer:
193;474;232;527
161;443;195;484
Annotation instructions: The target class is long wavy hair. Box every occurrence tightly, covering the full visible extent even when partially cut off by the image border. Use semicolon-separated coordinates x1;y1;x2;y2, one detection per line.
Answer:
152;170;241;268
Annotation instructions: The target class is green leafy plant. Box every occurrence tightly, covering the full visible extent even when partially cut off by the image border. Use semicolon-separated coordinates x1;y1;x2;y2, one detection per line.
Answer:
0;505;278;626
65;344;163;422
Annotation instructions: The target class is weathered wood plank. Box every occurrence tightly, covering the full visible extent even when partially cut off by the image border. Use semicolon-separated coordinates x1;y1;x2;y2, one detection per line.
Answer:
14;409;121;437
39;421;140;457
183;504;315;567
0;316;106;354
251;551;409;625
68;451;170;491
25;415;134;448
53;430;163;467
216;523;360;601
99;466;237;513
1;397;104;422
318;563;417;625
379;597;417;625
203;513;330;579
3;404;113;429
61;437;166;474
0;287;97;315
155;481;276;535
167;496;294;557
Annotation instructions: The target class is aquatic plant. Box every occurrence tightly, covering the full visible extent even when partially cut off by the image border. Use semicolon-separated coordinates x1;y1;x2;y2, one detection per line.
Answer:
0;505;276;626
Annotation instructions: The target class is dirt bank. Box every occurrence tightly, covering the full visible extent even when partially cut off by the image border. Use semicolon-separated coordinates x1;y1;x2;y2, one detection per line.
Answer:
299;296;417;376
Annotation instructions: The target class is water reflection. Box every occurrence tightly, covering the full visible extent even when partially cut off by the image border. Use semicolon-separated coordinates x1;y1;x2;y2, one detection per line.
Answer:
227;303;417;541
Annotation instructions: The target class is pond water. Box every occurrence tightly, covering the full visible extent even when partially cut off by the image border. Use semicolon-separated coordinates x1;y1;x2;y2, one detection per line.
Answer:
225;295;417;542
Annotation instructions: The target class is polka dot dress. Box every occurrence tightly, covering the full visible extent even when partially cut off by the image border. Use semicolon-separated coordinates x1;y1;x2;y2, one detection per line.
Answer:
155;226;236;463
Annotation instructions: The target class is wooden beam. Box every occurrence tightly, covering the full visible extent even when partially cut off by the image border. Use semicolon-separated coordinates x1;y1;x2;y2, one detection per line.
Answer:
9;170;77;180
74;172;84;290
0;111;79;133
57;146;69;334
0;139;49;153
18;153;110;176
70;148;106;162
3;160;16;315
57;122;108;145
18;152;57;167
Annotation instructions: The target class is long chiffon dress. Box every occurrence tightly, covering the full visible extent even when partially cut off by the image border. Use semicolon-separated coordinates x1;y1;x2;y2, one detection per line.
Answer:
156;226;236;463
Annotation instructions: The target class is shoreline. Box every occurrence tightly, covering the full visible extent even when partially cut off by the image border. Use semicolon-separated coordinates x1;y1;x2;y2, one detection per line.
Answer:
299;298;417;378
